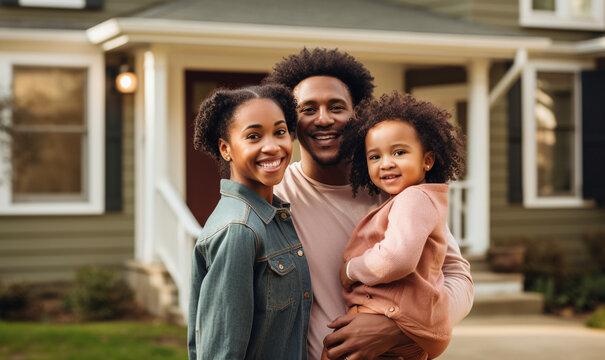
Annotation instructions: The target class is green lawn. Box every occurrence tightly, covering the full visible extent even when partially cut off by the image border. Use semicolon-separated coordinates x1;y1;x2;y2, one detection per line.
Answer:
0;321;187;360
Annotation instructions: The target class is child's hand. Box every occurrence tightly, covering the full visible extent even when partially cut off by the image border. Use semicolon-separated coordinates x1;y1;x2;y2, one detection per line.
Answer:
339;261;356;291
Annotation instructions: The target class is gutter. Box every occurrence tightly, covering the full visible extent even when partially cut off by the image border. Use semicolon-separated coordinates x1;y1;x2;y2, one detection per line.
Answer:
489;48;527;108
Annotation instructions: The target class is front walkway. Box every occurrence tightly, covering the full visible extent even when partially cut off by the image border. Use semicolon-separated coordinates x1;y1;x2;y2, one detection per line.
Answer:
443;314;605;359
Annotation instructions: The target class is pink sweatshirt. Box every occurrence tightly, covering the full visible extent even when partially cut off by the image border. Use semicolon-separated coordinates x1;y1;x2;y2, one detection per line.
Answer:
344;183;451;359
275;163;473;360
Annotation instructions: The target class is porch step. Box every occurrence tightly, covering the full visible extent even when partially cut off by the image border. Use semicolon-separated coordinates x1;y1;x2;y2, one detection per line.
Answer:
467;256;544;316
470;292;544;316
166;304;187;327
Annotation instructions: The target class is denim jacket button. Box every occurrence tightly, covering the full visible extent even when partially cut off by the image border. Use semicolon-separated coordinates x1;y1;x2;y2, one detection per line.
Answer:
304;292;310;299
280;212;288;219
279;263;284;270
297;250;303;257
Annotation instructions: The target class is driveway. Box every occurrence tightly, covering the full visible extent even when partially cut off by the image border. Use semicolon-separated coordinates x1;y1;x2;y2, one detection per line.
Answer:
442;314;605;360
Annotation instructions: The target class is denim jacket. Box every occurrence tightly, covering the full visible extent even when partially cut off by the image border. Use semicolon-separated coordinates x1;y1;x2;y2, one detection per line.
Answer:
187;179;312;360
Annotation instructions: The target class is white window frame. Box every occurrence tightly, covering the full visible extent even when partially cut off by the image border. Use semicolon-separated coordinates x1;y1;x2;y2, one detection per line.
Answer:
0;51;104;215
521;60;593;208
18;0;86;9
519;0;605;30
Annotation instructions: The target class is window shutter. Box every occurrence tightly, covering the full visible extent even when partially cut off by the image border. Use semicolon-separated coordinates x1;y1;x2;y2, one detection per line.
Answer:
508;79;523;203
85;0;102;9
105;64;123;211
582;70;605;201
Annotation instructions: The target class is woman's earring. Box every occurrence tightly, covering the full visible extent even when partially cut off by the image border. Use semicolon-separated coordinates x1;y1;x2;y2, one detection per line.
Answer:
225;156;231;161
426;165;430;170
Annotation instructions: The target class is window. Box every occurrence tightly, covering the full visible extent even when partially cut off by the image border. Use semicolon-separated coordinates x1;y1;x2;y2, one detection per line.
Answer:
521;61;592;208
520;0;604;30
0;53;104;215
0;0;102;9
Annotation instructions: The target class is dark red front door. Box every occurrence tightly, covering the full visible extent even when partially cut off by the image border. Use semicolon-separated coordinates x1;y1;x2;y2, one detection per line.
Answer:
185;71;267;226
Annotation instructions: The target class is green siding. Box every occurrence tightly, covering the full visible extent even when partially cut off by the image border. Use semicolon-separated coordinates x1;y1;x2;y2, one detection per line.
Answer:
0;91;135;283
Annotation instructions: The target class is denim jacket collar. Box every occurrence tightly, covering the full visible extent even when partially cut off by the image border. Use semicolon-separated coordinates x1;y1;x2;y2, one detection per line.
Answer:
220;179;290;225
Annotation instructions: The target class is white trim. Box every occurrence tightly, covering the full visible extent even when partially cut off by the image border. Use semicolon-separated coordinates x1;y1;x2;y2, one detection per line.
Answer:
521;60;594;209
86;18;551;59
0;51;104;215
520;0;605;31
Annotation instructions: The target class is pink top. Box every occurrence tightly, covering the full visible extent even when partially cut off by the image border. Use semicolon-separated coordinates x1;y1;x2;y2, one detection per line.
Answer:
344;183;451;359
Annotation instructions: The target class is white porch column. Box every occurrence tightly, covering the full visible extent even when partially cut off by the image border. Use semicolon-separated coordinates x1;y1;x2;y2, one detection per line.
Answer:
466;59;490;256
137;46;169;263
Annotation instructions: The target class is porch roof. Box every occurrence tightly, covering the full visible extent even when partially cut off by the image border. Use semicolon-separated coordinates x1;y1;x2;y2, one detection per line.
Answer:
130;0;522;37
87;0;550;60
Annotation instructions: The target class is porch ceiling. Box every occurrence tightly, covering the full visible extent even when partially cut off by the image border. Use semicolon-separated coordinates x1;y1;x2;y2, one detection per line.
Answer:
86;0;550;61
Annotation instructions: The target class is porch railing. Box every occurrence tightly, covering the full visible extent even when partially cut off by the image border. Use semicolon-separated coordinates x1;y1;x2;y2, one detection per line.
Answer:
447;180;469;249
156;179;202;319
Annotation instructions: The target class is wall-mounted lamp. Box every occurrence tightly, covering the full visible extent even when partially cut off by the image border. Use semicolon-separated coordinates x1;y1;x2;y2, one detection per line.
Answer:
116;64;137;93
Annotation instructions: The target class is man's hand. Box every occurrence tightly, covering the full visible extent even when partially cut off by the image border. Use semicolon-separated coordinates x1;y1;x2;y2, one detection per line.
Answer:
323;313;413;360
339;261;356;291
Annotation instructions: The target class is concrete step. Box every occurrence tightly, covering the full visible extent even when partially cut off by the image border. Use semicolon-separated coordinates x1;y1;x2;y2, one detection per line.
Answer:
166;304;186;327
472;271;524;296
469;292;544;316
466;255;545;316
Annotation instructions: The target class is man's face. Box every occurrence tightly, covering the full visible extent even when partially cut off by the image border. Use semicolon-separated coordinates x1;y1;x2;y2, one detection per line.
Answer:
293;76;354;167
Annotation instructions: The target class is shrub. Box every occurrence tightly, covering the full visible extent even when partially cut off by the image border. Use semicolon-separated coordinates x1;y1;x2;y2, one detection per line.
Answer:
583;232;605;273
66;266;133;320
0;282;30;320
587;308;605;329
523;239;568;294
562;274;605;312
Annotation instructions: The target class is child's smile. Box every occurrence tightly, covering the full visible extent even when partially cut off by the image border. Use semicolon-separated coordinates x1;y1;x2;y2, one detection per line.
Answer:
365;120;434;195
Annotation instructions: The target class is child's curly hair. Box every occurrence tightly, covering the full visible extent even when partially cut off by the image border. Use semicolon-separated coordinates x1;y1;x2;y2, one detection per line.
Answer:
342;91;466;196
193;84;297;177
263;47;375;106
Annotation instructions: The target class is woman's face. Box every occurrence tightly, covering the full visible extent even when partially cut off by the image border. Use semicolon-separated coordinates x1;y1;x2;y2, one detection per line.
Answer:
219;98;292;201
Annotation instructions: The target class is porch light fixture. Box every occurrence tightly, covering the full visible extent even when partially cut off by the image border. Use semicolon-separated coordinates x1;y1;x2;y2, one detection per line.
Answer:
115;64;137;93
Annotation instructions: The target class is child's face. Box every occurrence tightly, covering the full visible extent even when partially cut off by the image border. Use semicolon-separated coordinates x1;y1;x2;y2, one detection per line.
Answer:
365;120;434;195
219;98;292;197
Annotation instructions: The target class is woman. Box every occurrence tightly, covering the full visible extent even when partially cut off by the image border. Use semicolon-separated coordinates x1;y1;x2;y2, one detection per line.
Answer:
187;84;312;360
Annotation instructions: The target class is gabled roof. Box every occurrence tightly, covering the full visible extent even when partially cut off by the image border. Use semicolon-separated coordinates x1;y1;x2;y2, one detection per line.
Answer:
130;0;525;37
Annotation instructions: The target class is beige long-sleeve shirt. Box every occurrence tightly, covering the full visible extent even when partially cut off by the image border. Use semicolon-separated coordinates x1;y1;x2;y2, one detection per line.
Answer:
274;162;473;360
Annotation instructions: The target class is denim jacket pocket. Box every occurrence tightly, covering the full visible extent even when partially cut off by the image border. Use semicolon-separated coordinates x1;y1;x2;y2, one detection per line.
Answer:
266;252;296;310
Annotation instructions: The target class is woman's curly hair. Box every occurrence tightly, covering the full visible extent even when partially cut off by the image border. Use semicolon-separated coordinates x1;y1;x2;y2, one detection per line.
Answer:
263;47;375;106
193;84;297;177
342;91;466;196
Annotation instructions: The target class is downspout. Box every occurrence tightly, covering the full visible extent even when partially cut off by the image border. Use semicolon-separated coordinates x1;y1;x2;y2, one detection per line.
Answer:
489;48;527;108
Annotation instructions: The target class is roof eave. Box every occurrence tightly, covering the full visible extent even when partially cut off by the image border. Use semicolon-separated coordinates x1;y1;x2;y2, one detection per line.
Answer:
87;18;551;59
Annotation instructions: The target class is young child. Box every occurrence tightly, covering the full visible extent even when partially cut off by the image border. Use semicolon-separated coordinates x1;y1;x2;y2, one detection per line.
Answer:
187;84;312;360
337;92;466;360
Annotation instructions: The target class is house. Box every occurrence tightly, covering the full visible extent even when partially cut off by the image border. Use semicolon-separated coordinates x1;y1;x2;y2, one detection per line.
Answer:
1;0;604;321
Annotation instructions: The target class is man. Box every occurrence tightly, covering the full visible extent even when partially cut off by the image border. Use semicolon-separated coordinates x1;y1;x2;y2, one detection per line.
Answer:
266;48;474;359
